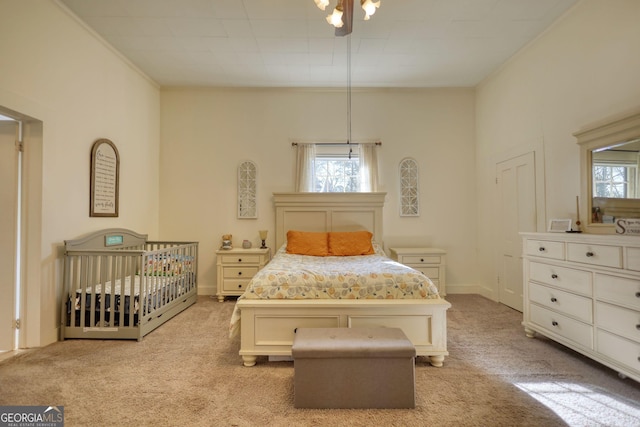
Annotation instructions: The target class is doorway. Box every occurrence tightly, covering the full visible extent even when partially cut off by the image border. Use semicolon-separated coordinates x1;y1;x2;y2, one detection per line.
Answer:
496;152;537;311
0;118;19;351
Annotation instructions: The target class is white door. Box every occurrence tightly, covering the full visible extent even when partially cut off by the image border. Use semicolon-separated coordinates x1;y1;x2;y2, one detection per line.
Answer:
496;152;537;312
0;121;18;351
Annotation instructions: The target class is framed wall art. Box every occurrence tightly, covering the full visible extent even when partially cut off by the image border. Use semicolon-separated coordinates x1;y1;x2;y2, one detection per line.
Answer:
90;138;120;217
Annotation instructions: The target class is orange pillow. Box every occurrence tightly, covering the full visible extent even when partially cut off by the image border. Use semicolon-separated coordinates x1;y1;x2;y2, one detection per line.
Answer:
328;231;375;256
286;231;329;256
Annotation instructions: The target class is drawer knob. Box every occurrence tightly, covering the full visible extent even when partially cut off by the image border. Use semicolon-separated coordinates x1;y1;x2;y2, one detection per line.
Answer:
551;321;559;327
539;247;546;252
237;272;242;276
238;284;242;289
420;258;424;262
636;292;640;298
550;297;557;303
551;274;558;279
586;251;594;257
238;258;242;262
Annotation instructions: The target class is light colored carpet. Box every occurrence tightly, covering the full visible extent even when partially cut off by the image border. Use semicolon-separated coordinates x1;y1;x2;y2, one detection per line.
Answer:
1;294;639;426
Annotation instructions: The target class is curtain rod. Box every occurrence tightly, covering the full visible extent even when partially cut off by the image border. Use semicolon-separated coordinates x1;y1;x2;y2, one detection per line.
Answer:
291;141;382;147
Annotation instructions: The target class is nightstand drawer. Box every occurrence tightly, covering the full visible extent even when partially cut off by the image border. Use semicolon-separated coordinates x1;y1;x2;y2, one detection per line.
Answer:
410;266;439;279
223;279;252;293
223;266;258;279
219;254;262;264
400;255;441;265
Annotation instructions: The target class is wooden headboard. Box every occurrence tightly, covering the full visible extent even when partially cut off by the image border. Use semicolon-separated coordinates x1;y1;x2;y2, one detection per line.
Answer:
273;192;386;249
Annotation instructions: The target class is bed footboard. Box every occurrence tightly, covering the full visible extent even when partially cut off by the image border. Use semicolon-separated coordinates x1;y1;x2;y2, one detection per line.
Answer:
237;298;450;367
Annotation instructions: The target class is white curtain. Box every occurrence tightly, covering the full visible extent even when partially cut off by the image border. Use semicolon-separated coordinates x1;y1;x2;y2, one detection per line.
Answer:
295;143;316;192
359;143;379;192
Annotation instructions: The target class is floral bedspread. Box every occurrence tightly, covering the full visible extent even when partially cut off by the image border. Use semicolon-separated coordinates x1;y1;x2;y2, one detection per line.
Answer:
229;244;440;337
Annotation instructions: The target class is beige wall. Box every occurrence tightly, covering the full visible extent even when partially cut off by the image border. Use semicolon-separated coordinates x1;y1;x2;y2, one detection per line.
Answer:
476;0;640;299
0;1;161;346
160;88;477;295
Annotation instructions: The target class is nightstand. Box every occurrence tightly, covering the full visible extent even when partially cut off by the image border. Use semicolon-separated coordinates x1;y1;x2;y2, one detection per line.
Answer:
389;247;446;296
216;247;270;302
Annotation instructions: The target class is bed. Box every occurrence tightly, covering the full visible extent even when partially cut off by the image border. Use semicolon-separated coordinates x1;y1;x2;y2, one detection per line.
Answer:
61;228;198;341
230;192;450;367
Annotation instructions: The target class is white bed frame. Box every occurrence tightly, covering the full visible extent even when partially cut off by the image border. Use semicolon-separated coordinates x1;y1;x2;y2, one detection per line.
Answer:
237;192;450;367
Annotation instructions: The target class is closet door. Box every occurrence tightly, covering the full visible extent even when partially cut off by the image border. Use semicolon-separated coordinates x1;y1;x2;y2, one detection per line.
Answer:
496;151;536;312
0;121;18;351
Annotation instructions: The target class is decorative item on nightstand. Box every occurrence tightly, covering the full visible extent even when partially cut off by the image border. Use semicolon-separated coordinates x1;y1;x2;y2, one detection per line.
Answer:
221;234;233;250
389;247;446;296
259;229;268;249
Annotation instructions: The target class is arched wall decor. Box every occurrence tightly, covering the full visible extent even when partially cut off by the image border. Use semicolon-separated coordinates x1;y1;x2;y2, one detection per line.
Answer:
90;138;119;217
238;160;257;219
399;157;419;216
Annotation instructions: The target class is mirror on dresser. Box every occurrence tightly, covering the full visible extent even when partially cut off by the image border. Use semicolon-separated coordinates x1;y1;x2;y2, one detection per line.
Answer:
574;109;640;233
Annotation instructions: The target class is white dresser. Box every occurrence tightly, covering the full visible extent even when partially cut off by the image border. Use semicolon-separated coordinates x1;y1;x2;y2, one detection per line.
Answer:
389;247;446;296
521;232;640;383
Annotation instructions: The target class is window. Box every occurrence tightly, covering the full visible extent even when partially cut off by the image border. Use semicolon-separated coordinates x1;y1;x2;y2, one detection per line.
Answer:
295;143;379;192
593;162;637;198
314;145;359;192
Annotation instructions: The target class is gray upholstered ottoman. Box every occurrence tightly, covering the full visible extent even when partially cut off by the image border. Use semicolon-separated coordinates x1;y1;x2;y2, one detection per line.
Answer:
291;327;416;409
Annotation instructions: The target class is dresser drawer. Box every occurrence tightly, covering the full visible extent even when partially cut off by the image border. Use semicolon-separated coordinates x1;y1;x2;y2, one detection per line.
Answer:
529;283;592;323
594;273;640;310
628;247;640;272
223;279;252;293
525;239;565;260
567;243;622;268
219;254;262;264
596;329;640;375
530;304;593;349
596;302;640;343
400;255;441;265
529;261;591;295
223;266;259;279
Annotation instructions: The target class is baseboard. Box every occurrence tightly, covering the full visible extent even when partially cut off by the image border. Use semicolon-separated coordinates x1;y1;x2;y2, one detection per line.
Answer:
198;284;216;296
445;284;481;295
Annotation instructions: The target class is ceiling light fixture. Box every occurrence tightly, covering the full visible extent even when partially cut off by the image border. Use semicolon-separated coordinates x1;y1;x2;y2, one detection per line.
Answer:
315;0;380;35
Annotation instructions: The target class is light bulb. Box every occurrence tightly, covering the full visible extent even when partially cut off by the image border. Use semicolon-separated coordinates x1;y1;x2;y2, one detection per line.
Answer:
361;0;380;19
327;6;344;28
314;0;330;11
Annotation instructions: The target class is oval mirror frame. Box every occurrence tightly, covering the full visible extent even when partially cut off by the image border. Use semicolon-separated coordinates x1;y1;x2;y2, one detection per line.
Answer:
574;108;640;234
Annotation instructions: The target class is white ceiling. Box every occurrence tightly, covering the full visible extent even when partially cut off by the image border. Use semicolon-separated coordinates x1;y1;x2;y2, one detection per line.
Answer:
59;0;579;88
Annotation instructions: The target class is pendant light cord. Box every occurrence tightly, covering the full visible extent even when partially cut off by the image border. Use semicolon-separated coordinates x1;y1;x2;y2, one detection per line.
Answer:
347;33;352;158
